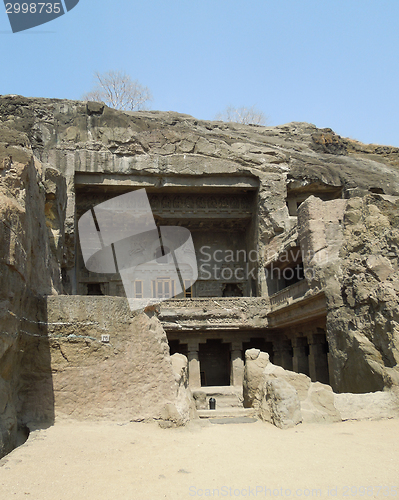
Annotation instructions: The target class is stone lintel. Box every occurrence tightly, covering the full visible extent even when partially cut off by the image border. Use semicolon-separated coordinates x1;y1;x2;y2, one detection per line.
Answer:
75;172;260;191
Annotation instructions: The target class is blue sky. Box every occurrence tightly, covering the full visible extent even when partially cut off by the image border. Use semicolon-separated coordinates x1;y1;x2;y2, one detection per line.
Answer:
1;0;399;146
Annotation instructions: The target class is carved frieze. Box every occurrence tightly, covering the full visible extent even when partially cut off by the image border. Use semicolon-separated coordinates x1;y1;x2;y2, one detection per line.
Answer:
196;280;223;297
77;192;254;218
148;193;253;215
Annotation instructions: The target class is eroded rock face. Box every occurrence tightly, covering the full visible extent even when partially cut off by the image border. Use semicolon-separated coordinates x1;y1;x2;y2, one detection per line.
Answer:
243;348;271;408
0;124;63;457
1;95;399;283
261;378;302;429
298;195;399;393
334;387;399;421
160;353;197;428
244;349;399;427
244;349;342;428
1;95;399;453
47;296;195;423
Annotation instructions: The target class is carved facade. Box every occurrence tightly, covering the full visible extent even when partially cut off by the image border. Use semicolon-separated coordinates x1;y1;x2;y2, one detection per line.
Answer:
74;175;331;389
2;97;399;460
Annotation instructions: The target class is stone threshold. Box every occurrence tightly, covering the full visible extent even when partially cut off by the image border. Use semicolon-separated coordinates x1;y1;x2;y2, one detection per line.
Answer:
197;408;256;419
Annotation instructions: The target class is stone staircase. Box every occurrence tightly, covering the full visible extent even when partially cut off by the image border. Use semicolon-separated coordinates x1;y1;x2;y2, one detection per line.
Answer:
194;386;256;419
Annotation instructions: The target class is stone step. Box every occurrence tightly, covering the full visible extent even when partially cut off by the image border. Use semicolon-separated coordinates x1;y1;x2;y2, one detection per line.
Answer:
202;396;243;409
197;408;256;419
200;385;243;396
194;386;244;409
214;399;243;408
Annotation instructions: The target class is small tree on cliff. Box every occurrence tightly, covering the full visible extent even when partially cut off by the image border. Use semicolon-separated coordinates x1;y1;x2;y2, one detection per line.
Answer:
215;105;268;126
82;70;152;111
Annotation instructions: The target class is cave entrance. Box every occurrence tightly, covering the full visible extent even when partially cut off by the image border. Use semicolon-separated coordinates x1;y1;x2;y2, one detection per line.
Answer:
199;339;230;386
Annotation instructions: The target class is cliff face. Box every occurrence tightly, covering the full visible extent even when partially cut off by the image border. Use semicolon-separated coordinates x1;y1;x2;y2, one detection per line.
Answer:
1;95;398;285
298;195;399;393
0;121;65;456
0;95;399;455
330;196;399;392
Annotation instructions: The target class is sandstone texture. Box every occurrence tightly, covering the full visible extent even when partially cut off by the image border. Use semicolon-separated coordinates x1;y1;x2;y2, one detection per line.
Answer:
192;391;207;410
166;353;198;426
243;348;399;428
0;121;65;457
261;378;302;429
334;389;399;421
1;95;399;455
1;96;398;285
298;195;399;392
243;348;270;408
47;296;194;426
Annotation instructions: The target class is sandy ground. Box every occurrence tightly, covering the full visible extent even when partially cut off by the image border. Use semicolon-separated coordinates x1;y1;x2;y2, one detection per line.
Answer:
0;418;398;500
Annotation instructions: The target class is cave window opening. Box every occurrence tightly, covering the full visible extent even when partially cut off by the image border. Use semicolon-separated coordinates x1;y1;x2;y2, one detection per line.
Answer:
222;283;243;297
87;283;104;295
283;262;304;288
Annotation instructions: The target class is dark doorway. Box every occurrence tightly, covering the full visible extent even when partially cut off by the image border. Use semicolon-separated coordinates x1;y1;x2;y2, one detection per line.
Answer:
222;283;243;297
199;339;230;386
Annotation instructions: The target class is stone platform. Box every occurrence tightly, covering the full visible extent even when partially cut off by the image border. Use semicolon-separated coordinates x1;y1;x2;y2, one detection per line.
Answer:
199;385;244;409
198;408;256;419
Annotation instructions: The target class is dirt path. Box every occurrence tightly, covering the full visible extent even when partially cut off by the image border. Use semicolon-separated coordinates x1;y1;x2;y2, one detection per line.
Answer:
0;418;398;499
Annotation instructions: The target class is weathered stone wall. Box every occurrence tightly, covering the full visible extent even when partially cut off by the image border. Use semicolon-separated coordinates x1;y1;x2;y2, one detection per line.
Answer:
243;348;399;429
298;195;399;392
1;95;399;455
0;122;65;457
3;95;399;297
47;296;194;424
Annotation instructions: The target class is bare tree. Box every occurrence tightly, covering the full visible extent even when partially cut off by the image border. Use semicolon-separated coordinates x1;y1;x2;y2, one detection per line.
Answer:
215;105;267;126
82;70;152;111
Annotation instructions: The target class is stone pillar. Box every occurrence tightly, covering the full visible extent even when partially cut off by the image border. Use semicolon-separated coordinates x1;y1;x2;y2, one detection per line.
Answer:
292;337;309;376
273;341;283;368
187;341;201;388
230;341;244;387
273;339;293;371
308;334;329;384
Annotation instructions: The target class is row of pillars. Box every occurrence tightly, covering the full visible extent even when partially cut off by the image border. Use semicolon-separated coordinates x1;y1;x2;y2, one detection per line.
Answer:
187;333;329;388
273;334;329;385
